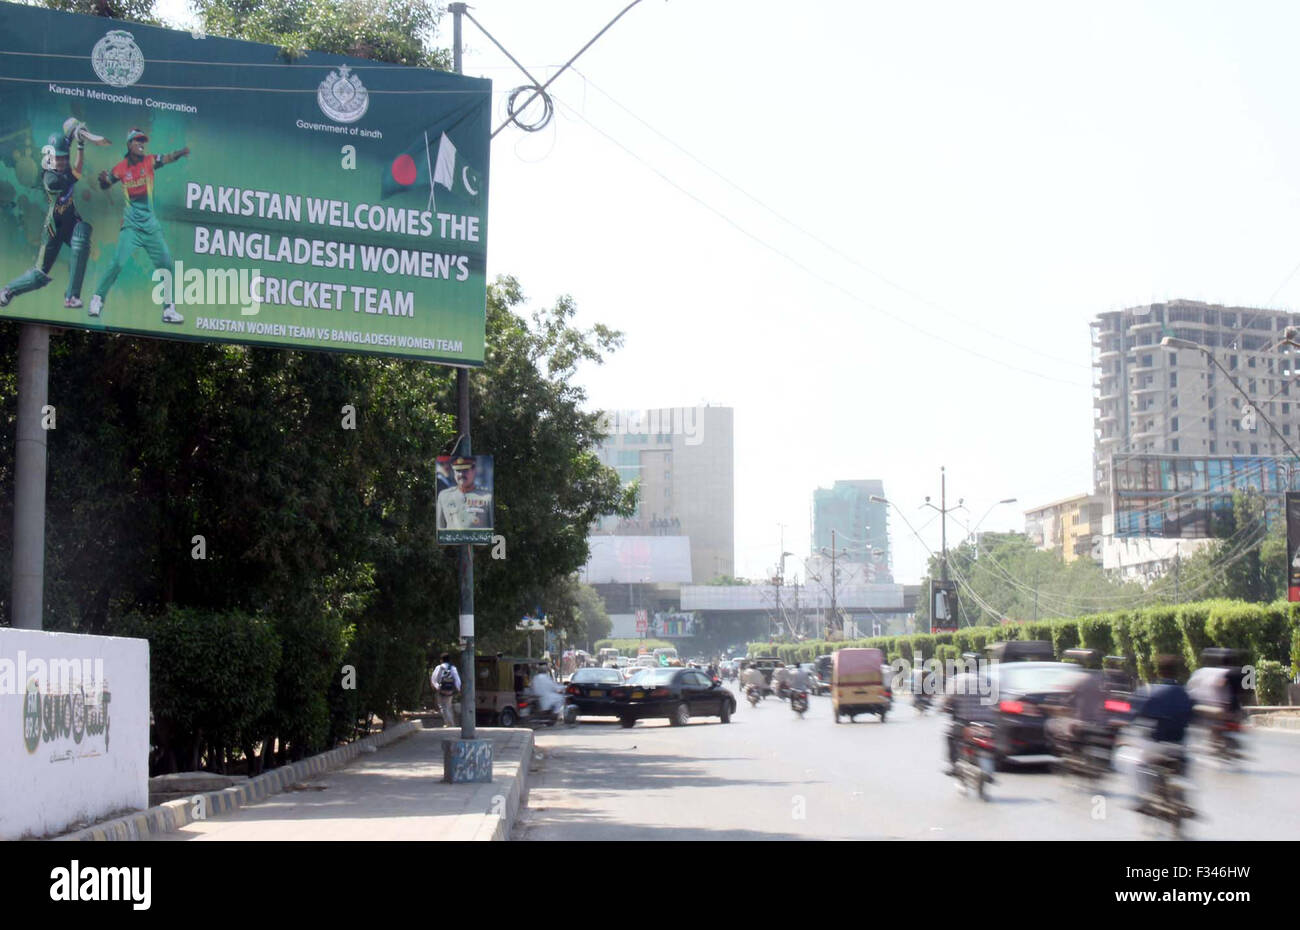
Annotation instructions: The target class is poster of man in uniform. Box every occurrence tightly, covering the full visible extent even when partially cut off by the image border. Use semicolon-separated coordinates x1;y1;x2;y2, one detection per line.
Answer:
436;454;494;544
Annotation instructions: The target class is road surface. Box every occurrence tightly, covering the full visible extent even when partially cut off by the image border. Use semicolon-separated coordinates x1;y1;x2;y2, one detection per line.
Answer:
515;683;1300;840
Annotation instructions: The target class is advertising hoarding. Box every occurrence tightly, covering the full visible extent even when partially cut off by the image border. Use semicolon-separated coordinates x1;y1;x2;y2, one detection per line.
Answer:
0;2;489;364
1110;453;1298;538
930;579;958;633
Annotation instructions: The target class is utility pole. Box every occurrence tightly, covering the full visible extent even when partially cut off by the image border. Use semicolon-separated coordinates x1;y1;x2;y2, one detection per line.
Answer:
785;574;795;639
10;324;50;629
1174;542;1181;604
830;528;837;636
922;466;964;632
446;3;489;782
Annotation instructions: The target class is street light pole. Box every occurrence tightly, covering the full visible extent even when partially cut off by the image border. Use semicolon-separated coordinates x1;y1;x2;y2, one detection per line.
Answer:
921;467;965;632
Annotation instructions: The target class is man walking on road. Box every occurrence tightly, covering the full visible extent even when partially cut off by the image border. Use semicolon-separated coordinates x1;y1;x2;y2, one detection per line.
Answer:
432;653;461;728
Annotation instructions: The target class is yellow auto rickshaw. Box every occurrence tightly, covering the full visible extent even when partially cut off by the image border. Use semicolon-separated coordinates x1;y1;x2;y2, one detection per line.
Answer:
475;655;547;727
831;647;891;723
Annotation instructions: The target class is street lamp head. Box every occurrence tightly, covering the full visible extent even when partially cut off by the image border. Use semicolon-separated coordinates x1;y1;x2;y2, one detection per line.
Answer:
1161;336;1203;352
870;495;888;504
1000;497;1017;505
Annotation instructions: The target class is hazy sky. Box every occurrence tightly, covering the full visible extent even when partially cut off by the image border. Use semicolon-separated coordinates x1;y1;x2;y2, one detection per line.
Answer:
156;0;1300;583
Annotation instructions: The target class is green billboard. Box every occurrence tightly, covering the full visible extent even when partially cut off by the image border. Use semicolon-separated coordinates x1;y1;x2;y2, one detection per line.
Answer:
0;2;490;365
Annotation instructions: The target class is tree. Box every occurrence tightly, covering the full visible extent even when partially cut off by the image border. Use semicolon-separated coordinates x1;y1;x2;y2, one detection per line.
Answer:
915;532;1148;627
1175;490;1284;604
194;0;449;67
26;0;158;25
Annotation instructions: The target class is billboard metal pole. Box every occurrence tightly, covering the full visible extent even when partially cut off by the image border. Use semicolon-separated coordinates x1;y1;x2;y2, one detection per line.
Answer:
451;4;475;742
10;324;50;629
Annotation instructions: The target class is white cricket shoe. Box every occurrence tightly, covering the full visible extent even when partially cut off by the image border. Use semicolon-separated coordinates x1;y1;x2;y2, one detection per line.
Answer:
161;304;184;324
88;294;102;317
0;287;11;308
64;296;83;309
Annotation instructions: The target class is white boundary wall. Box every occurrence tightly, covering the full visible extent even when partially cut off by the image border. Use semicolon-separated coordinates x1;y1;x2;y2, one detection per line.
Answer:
0;628;149;839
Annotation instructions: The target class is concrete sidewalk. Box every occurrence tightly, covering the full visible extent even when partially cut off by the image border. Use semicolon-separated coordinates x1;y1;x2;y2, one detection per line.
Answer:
139;726;533;841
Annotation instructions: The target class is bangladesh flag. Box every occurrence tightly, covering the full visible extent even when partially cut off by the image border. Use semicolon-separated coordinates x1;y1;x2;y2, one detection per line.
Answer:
380;99;486;216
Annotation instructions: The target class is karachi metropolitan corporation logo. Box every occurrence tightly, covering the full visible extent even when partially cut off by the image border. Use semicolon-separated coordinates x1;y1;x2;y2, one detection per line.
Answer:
90;30;145;88
317;64;369;123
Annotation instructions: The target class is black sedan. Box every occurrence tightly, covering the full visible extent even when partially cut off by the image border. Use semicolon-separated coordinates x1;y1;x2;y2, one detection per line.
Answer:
609;667;736;728
564;667;626;719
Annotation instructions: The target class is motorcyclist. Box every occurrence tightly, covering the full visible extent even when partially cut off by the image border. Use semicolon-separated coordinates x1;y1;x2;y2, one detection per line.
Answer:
1044;660;1108;762
771;665;793;699
740;662;766;696
941;667;995;779
790;664;812;694
529;662;566;721
1129;654;1195;812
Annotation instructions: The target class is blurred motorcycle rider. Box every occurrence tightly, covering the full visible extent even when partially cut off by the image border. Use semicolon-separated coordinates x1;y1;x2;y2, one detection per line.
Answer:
1188;648;1245;718
1044;663;1107;754
941;666;995;778
529;661;565;719
772;664;793;698
1130;654;1195;811
790;664;812;694
740;662;766;694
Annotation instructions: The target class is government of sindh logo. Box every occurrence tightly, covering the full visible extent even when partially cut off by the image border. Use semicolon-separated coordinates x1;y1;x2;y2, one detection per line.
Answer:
317;65;369;123
91;30;145;88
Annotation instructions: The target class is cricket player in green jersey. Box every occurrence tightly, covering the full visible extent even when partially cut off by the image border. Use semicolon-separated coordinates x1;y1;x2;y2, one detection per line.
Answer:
90;128;190;324
0;119;109;310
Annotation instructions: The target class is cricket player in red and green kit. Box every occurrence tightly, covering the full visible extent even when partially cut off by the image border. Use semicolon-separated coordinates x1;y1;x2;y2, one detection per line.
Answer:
90;128;190;324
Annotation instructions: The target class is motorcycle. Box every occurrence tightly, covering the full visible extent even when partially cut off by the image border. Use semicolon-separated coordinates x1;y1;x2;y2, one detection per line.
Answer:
1197;705;1246;764
790;689;809;717
952;722;996;801
1047;720;1112;784
913;691;933;714
1135;743;1195;839
522;694;577;727
746;685;763;707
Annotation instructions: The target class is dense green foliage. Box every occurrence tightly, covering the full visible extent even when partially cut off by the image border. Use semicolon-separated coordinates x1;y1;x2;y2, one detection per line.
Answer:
748;598;1300;703
194;0;449;67
23;0;159;25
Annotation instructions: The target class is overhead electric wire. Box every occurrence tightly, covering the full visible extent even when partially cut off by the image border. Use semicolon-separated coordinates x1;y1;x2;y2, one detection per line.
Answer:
566;67;1093;373
549;96;1089;389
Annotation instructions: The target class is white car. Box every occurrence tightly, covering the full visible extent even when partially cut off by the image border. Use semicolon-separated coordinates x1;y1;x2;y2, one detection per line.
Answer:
616;655;630;668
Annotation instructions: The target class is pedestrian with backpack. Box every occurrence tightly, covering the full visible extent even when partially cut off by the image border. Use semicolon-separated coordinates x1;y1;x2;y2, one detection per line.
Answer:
432;653;461;728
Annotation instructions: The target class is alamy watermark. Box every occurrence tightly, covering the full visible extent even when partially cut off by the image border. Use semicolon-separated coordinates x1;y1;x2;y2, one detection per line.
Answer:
598;406;704;446
151;261;263;316
0;650;105;697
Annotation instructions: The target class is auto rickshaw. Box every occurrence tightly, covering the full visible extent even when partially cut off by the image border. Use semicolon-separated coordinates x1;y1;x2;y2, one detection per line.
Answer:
831;647;890;723
475;654;548;727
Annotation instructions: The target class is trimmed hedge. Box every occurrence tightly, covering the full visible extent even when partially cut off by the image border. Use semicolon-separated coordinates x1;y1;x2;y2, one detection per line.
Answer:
594;638;676;654
745;598;1300;702
1256;660;1290;706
